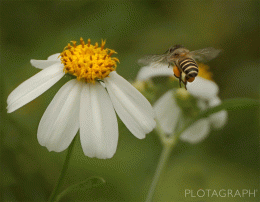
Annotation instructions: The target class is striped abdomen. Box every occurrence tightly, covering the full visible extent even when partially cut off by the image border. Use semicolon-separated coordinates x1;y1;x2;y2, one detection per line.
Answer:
178;58;198;78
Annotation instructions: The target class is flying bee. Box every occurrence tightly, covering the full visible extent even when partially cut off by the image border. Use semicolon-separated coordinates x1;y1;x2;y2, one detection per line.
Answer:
138;45;221;89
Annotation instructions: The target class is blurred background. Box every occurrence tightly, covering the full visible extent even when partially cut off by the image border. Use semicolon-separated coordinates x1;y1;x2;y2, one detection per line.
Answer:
1;1;259;201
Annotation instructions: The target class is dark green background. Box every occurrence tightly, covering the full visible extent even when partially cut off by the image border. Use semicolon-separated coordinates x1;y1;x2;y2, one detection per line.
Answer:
1;1;259;201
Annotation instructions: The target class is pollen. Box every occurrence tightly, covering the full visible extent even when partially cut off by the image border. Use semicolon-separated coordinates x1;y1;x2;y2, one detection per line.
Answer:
59;38;119;83
173;66;181;78
197;63;213;81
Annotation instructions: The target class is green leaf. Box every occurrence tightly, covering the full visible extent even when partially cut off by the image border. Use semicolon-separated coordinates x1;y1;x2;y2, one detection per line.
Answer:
54;176;106;202
196;98;260;121
175;98;260;140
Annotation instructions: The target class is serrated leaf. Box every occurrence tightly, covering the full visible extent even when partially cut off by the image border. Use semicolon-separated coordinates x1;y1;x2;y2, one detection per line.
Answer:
54;176;106;202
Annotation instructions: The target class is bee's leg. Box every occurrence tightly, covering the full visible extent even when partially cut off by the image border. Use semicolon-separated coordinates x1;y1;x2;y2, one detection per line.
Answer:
168;63;171;68
179;72;182;88
184;76;188;90
184;81;187;90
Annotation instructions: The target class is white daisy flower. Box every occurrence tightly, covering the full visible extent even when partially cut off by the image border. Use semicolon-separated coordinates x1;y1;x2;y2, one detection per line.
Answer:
136;63;227;144
7;38;156;159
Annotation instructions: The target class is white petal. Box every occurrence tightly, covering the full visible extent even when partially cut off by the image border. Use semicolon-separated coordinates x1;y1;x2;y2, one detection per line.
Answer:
47;53;61;61
136;64;173;81
7;64;64;113
180;119;210;144
208;97;228;129
30;53;61;69
105;71;156;139
79;82;118;159
30;60;61;70
187;77;219;100
197;99;207;111
37;79;82;152
154;90;181;134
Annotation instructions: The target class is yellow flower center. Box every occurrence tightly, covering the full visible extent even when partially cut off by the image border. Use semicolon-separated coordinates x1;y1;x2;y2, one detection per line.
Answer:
197;63;213;81
60;38;119;83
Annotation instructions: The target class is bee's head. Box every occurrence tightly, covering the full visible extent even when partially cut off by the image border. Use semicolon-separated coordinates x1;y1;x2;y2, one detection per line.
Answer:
169;45;183;53
169;45;189;58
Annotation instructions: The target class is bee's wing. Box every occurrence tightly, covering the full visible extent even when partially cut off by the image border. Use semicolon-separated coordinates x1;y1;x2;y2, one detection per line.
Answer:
190;47;222;62
138;54;168;66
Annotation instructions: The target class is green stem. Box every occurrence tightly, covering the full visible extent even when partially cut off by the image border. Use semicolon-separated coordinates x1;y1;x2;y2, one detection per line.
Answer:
145;117;185;202
145;144;174;202
48;136;76;202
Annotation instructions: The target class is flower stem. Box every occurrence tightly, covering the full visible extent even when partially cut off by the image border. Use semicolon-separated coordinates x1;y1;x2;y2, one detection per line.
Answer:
48;136;76;202
145;144;174;202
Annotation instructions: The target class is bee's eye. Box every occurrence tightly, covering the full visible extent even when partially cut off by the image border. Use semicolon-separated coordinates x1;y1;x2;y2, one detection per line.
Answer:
174;53;179;56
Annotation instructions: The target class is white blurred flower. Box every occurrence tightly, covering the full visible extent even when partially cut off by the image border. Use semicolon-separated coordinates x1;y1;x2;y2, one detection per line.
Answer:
137;63;227;144
7;38;155;159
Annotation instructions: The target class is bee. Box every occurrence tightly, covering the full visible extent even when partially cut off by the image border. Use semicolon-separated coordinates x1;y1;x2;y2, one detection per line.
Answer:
138;45;221;89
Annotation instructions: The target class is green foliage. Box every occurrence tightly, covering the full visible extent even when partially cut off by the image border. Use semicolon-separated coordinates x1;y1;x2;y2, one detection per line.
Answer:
174;98;260;141
193;98;260;126
199;98;260;118
54;177;105;202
